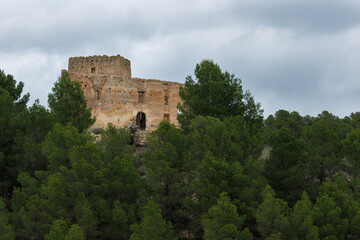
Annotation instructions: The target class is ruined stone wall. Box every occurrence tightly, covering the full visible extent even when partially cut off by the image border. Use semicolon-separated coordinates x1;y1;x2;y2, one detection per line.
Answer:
65;55;183;135
68;55;131;78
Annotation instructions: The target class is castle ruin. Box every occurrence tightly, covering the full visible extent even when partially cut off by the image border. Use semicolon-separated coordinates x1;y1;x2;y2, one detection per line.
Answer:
62;55;183;143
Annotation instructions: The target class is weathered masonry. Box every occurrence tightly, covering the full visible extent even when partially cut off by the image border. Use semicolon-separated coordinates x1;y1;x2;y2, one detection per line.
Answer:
62;55;183;140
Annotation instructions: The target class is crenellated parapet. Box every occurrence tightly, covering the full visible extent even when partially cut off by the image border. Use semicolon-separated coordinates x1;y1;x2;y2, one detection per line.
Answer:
68;55;131;79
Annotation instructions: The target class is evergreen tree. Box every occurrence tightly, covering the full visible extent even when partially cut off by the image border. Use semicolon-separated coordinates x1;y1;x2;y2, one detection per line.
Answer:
187;115;263;165
178;60;262;129
289;192;319;240
314;176;360;240
0;198;15;240
256;186;289;239
0;69;29;111
130;199;174;240
66;224;84;240
45;220;84;240
99;123;133;164
145;121;190;233
314;194;347;240
13;100;54;175
42;123;91;172
74;193;98;239
343;128;360;178
265;110;305;139
0;88;17;196
0;69;29;196
202;192;252;240
48;72;95;132
110;200;129;240
45;219;68;240
301;115;343;197
264;128;307;205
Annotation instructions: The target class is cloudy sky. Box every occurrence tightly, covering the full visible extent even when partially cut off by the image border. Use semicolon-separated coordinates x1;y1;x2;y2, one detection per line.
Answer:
1;0;360;117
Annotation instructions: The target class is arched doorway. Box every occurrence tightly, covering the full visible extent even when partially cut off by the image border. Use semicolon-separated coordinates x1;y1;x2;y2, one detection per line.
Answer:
136;112;146;130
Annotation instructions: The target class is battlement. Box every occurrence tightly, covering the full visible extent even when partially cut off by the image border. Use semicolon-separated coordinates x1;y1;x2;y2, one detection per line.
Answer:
68;55;131;79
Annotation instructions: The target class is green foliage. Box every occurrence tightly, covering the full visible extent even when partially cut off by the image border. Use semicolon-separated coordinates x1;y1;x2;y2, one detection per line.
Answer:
0;88;15;148
301;116;342;190
99;123;133;164
0;69;30;195
66;224;84;240
314;194;347;240
48;72;95;132
110;200;129;240
178;59;262;129
181;115;266;236
45;219;68;240
147;121;188;170
15;194;54;239
191;153;266;236
0;198;15;240
109;156;142;205
75;193;98;239
194;155;264;210
45;219;84;240
313;175;360;240
145;121;191;233
344;112;360;129
0;88;17;194
315;111;352;140
343;128;360;178
188;115;263;165
0;69;29;110
256;185;289;239
42;123;91;171
202;192;252;240
289;192;319;240
264;128;307;205
130;199;174;240
13;100;54;174
264;110;306;141
10;172;40;212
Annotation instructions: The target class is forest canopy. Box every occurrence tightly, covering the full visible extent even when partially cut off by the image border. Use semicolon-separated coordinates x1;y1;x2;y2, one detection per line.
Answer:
1;61;360;240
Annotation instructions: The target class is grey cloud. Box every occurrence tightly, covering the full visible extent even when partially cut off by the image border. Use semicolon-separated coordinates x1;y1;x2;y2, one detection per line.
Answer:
231;0;360;34
0;1;157;54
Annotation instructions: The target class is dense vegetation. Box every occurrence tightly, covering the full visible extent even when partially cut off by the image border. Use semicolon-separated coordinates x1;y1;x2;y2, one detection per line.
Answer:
1;60;360;240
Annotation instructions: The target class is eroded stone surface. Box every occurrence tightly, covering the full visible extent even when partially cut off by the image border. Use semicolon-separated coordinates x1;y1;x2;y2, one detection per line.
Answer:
63;55;183;139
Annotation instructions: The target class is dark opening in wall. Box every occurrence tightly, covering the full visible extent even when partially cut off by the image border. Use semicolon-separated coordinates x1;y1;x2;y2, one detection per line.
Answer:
163;113;170;122
91;67;96;74
95;90;100;100
136;112;146;130
164;95;169;105
138;91;145;103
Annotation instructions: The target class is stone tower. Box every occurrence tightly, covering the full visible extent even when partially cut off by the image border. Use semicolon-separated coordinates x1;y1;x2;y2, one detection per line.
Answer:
62;55;183;143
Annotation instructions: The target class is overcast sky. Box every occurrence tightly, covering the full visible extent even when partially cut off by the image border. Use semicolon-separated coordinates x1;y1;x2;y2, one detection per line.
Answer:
1;0;360;117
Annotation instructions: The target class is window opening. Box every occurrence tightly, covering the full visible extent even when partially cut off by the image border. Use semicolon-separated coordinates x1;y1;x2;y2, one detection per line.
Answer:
138;91;145;103
164;95;169;105
163;113;170;122
95;90;100;100
91;67;96;74
136;112;146;130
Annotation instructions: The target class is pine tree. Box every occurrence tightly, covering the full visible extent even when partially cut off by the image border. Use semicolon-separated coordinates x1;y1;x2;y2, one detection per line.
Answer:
130;199;173;240
48;72;95;132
